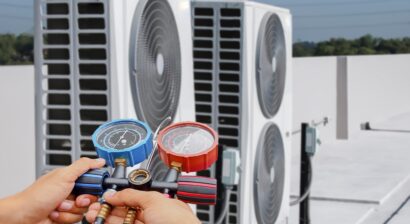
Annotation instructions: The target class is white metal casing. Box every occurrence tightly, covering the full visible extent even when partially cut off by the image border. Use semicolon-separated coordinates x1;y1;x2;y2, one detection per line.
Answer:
107;0;197;211
239;2;292;224
108;0;195;122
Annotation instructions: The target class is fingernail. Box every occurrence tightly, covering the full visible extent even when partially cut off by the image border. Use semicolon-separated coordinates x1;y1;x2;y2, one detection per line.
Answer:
103;190;116;198
59;201;73;210
96;158;105;164
78;198;91;207
50;211;59;219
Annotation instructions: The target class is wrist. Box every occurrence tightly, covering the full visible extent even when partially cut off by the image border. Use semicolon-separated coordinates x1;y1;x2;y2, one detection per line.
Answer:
0;193;25;223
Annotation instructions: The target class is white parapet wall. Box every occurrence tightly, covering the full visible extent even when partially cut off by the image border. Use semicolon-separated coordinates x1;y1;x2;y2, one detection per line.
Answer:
347;54;410;135
292;56;338;150
293;54;410;145
0;65;35;198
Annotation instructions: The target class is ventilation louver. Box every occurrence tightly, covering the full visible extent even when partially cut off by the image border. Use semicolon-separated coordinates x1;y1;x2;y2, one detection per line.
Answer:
192;4;243;223
35;0;111;175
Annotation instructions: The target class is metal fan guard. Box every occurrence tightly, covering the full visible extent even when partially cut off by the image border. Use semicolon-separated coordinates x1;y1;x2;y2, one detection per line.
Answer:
256;13;287;118
129;0;181;131
149;152;169;181
254;123;285;224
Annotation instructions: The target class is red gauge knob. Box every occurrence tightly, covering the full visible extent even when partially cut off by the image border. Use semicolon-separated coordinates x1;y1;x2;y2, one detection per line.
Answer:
157;121;218;172
176;176;217;205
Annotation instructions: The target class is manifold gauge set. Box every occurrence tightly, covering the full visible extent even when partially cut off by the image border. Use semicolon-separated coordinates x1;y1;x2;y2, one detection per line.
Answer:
73;119;219;224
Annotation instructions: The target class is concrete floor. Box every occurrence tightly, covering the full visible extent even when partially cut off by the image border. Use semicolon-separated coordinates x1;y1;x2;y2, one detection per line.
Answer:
389;198;410;224
290;113;410;224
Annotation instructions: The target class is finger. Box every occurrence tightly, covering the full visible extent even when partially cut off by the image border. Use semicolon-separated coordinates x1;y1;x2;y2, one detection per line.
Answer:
101;215;125;224
104;189;163;210
85;209;98;223
89;202;101;211
49;211;84;224
75;194;98;207
63;158;106;182
85;202;101;222
56;200;87;214
174;199;194;212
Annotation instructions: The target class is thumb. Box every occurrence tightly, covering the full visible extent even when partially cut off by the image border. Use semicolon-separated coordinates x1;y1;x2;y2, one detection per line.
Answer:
104;189;164;210
62;158;106;182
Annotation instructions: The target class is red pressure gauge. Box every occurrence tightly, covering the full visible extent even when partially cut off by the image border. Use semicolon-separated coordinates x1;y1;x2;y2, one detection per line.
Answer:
157;121;218;172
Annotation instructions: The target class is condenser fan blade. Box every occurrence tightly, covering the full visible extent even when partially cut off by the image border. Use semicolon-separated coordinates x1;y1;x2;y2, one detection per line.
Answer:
129;0;181;131
256;13;286;118
254;123;285;224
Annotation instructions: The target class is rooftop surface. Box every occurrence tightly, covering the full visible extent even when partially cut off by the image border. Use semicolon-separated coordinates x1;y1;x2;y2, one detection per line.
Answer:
290;112;410;224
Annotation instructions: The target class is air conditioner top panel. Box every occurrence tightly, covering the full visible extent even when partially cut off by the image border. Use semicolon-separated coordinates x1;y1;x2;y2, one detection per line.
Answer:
191;0;290;14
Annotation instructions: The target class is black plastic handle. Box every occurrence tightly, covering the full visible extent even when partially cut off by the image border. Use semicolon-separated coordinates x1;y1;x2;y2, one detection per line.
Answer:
176;176;217;205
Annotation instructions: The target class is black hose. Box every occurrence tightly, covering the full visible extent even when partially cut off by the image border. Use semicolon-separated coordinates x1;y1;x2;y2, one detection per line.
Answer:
94;217;104;224
290;155;313;206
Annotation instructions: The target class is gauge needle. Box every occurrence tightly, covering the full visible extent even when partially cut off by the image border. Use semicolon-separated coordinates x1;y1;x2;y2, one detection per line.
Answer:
179;133;193;153
114;130;128;148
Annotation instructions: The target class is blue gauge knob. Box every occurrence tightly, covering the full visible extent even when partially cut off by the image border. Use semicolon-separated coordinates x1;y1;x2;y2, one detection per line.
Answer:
92;119;153;167
73;169;109;196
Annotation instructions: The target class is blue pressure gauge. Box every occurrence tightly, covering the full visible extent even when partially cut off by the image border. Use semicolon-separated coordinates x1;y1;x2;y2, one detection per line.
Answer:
92;119;153;167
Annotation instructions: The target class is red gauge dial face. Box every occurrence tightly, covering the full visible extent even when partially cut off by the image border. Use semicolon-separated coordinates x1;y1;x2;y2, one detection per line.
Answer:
162;126;214;155
157;122;218;172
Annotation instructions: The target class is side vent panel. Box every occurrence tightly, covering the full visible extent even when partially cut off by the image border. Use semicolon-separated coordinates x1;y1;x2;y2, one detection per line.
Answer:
75;1;110;160
35;0;111;175
192;3;243;224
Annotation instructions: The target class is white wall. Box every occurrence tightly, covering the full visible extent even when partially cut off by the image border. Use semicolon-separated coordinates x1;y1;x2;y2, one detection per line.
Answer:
292;54;410;144
292;56;338;150
0;65;35;198
347;54;410;136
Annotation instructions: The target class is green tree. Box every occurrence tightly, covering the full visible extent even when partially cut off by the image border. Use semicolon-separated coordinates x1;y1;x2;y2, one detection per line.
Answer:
293;34;410;57
293;41;315;57
0;33;33;65
0;34;17;64
15;34;34;63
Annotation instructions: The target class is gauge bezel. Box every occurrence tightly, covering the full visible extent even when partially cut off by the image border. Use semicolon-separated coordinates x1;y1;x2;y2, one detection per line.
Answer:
92;119;153;167
92;119;152;152
157;121;218;172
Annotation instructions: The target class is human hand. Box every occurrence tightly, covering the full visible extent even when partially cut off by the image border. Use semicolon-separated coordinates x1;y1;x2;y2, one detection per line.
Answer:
86;189;201;224
0;157;105;224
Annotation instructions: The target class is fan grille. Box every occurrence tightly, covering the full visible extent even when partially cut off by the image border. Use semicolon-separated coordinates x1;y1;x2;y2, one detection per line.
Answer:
129;0;181;131
254;123;285;224
256;13;286;118
149;152;169;181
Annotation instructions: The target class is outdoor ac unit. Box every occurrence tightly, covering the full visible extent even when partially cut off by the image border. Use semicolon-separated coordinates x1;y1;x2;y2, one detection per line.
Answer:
190;1;292;223
34;0;195;179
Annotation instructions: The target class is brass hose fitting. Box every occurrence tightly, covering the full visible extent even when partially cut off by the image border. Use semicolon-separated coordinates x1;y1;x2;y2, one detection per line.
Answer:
97;203;112;221
123;208;138;224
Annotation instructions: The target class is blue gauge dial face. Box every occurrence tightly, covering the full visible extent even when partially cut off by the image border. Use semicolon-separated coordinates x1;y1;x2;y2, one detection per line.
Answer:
96;122;148;150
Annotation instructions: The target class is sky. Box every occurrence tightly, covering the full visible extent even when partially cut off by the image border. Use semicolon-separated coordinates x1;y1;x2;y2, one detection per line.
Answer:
0;0;409;42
